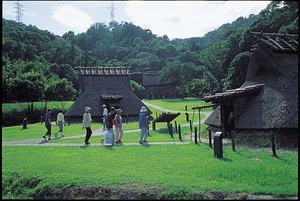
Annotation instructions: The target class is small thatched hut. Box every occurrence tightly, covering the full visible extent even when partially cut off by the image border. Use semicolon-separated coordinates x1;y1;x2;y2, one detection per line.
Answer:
203;32;298;147
65;67;151;122
143;71;177;99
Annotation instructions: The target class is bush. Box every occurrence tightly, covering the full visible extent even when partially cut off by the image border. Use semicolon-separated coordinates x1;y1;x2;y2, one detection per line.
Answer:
2;108;61;127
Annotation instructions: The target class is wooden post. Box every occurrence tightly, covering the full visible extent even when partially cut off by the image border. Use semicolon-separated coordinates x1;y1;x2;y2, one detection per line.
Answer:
232;130;236;151
152;121;156;131
220;103;226;138
178;125;182;141
271;132;277;157
174;121;178;133
198;108;201;143
189;120;193;141
170;123;173;138
167;122;171;135
208;129;212;148
195;127;198;144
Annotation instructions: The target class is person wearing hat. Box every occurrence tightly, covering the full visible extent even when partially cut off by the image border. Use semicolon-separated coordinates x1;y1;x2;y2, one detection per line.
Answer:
82;106;93;145
114;108;123;144
102;104;108;131
139;106;149;144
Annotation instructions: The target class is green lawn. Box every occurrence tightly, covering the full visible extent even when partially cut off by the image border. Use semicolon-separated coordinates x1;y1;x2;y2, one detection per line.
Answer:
2;98;298;199
2;145;298;199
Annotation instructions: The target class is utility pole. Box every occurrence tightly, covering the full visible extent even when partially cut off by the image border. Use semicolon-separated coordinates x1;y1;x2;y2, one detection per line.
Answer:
14;0;23;23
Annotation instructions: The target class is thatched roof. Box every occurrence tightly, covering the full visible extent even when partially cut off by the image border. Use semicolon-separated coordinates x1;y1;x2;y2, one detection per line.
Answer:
65;67;151;118
203;84;265;103
204;32;298;131
143;71;173;86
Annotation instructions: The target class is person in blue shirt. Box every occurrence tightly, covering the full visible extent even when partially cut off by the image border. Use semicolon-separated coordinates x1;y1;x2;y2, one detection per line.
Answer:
139;106;149;144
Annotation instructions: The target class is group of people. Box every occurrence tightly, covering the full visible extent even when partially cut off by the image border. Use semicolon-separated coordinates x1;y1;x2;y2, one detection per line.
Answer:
42;108;65;140
43;104;149;146
98;104;149;146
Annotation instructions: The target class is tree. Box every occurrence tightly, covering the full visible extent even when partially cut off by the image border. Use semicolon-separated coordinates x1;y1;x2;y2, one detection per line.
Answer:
223;51;250;90
130;80;146;99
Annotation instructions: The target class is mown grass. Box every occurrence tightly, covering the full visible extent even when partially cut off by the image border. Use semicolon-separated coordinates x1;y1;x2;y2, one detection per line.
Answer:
143;98;213;113
2;144;298;199
2;98;298;198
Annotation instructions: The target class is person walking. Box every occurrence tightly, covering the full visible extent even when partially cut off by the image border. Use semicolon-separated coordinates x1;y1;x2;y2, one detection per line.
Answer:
43;108;52;140
114;108;123;144
54;109;65;138
102;104;108;131
101;107;116;146
139;106;149;144
82;106;93;145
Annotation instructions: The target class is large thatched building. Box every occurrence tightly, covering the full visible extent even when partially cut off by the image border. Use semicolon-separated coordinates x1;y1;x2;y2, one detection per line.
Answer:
143;71;178;99
203;32;298;146
65;67;151;122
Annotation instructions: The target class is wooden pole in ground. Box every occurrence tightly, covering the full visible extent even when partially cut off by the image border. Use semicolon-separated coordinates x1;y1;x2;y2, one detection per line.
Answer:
189;120;193;141
198;108;201;143
178;125;182;141
170;123;173;138
271;132;277;157
232;130;236;151
194;127;198;144
208;129;212;148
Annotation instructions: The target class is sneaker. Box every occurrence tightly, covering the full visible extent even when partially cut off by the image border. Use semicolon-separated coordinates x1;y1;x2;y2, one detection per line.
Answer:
85;142;90;145
143;140;148;143
48;138;52;140
139;141;143;145
61;134;65;137
118;140;123;143
42;135;46;140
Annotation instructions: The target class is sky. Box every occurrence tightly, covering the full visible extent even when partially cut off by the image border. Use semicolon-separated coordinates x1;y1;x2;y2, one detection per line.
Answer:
2;1;271;40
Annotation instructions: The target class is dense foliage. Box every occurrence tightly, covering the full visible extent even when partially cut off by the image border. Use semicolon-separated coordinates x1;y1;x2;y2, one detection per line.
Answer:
2;1;298;104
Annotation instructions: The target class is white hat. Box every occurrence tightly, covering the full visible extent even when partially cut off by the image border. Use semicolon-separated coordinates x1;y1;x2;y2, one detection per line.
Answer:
85;106;91;112
117;109;123;113
102;104;106;107
140;106;147;112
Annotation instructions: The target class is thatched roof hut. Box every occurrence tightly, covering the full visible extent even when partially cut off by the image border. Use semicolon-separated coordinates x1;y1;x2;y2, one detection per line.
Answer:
203;32;298;137
143;71;178;99
65;67;151;121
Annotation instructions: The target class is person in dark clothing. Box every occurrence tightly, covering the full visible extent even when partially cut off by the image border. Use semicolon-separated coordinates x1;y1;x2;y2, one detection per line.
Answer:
106;107;116;132
43;108;52;140
103;107;116;146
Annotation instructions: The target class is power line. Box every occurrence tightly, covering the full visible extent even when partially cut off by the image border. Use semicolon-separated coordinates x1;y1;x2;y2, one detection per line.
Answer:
14;0;23;23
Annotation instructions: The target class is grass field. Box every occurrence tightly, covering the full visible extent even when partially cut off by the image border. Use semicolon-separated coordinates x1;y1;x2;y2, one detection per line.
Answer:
2;98;298;199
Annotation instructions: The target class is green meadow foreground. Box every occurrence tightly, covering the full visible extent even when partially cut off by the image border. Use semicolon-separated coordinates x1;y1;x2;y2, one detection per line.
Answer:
2;99;298;199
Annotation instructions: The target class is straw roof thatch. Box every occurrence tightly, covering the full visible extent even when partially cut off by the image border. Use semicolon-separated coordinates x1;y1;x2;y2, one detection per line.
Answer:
204;32;298;131
65;67;151;119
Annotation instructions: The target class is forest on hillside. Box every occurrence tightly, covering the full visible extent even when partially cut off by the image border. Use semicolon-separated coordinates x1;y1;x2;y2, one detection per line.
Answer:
2;1;298;104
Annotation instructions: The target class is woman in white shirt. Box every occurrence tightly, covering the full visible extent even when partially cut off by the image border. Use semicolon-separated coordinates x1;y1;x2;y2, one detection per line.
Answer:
82;106;93;145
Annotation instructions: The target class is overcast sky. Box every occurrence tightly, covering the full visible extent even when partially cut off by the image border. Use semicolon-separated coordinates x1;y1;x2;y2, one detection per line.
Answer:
3;1;271;39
